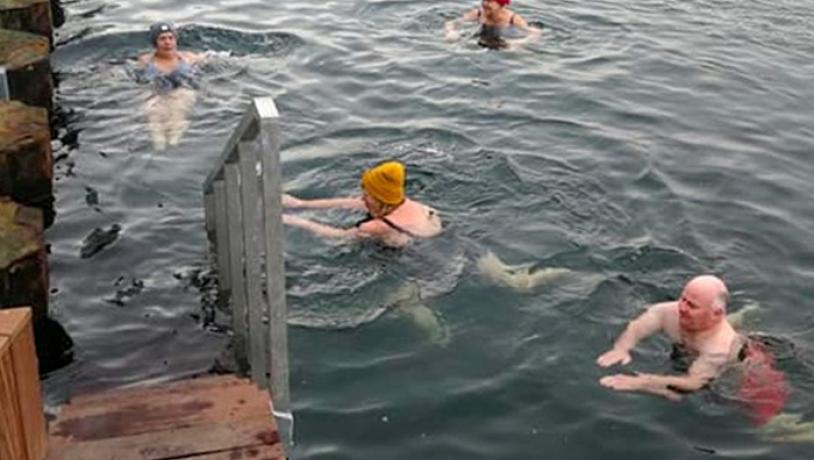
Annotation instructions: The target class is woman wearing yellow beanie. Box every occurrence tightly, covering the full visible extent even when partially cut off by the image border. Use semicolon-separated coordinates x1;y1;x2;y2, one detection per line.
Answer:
282;161;442;247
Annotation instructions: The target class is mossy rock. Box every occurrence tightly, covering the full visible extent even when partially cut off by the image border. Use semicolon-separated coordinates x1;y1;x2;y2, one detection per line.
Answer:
0;100;48;151
0;29;52;112
0;0;52;41
0;197;43;270
0;28;48;67
0;101;53;226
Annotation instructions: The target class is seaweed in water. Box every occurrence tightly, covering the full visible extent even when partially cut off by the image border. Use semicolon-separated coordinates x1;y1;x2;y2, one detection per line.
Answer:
104;276;145;306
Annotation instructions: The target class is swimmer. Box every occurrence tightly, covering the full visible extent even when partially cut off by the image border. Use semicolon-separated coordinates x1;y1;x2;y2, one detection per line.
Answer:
596;275;788;424
444;0;541;50
137;22;205;150
282;161;442;247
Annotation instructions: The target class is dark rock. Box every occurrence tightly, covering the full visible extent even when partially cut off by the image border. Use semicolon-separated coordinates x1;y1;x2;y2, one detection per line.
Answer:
79;223;121;258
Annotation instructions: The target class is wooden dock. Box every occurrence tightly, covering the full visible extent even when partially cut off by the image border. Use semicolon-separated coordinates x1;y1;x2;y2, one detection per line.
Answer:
47;375;286;460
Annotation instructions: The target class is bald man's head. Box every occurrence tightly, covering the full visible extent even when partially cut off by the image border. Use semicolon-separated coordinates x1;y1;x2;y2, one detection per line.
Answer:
678;275;730;332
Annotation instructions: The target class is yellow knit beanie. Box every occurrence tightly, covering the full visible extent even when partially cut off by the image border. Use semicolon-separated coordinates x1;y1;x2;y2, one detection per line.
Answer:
360;161;405;205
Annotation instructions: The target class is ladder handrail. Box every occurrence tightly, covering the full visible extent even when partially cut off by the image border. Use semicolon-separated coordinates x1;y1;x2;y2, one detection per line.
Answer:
202;97;291;446
203;98;279;193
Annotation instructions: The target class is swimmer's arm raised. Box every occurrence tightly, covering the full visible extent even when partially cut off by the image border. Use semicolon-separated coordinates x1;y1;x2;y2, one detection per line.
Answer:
282;215;360;239
282;194;366;210
597;302;672;367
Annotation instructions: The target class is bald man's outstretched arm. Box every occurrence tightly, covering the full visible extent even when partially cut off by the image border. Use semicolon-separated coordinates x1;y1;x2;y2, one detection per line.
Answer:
596;302;674;367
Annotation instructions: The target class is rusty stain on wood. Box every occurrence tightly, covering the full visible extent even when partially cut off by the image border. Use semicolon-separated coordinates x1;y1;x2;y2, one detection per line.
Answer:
48;375;285;460
52;400;215;441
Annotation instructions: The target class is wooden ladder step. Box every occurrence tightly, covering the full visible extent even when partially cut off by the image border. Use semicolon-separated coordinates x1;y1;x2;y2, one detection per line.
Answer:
48;375;284;460
65;374;251;408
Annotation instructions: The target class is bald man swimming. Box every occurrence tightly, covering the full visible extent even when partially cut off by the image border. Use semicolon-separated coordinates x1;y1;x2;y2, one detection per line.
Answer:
596;275;788;417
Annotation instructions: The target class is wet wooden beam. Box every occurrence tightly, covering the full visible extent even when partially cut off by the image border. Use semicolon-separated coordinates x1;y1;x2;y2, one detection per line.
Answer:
0;101;54;227
0;307;47;460
0;28;52;113
0;1;53;44
0;198;48;323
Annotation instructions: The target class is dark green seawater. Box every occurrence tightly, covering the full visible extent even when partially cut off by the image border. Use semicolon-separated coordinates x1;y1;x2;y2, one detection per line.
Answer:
45;0;814;458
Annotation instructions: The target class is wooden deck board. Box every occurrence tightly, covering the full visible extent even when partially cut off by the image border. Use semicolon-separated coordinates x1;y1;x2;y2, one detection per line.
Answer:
54;380;269;440
48;375;285;460
66;374;246;408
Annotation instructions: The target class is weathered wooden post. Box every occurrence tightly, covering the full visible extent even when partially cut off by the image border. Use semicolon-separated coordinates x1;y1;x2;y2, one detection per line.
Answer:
0;28;52;113
0;0;53;43
0;198;48;324
0;307;47;460
0;100;53;227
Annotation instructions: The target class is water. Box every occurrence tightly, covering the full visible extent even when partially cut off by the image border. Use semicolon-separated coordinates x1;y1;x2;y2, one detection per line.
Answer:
44;0;814;458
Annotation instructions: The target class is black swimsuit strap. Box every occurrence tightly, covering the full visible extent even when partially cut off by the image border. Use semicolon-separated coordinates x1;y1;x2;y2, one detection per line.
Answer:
380;216;417;237
510;13;516;26
355;213;375;228
355;214;417;237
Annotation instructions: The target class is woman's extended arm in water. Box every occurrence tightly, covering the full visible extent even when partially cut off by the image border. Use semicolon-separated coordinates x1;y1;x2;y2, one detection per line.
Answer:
507;16;542;49
282;194;366;210
444;9;480;40
179;51;206;65
282;215;361;239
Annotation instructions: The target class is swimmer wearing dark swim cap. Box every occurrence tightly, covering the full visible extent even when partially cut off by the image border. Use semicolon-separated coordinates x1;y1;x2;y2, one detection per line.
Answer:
149;22;178;46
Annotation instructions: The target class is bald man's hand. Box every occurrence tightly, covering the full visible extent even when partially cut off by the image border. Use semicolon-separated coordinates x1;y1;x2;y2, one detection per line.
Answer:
596;348;632;367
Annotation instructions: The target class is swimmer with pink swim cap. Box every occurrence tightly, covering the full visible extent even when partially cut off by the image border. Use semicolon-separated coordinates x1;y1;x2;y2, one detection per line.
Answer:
444;0;541;49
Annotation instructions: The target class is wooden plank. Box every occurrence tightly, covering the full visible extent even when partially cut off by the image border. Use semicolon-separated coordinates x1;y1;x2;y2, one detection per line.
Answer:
0;307;45;460
52;378;271;441
0;336;27;460
191;443;285;460
0;307;31;338
8;311;45;460
65;374;252;408
48;416;282;460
